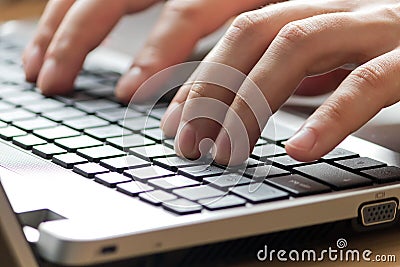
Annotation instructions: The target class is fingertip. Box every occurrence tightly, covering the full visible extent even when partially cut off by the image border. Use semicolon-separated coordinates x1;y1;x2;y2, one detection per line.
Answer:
160;102;182;138
23;45;44;82
285;127;321;162
37;58;74;95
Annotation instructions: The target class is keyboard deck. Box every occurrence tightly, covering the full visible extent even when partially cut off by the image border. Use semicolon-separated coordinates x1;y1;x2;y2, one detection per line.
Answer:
1;39;400;215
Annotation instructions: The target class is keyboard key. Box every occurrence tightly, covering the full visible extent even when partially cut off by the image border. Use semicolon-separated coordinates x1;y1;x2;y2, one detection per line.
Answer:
95;107;142;122
255;138;268;146
163;138;175;148
199;195;246;210
0;102;14;111
139;190;177;206
34;126;80;141
42;107;86;122
322;148;359;161
268;174;331;196
13;134;47;149
32;144;67;159
272;155;316;168
95;172;131;187
335;157;386;171
129;144;176;160
149;176;200;190
153;156;205;171
64;115;109;130
116;181;154;196
123;165;174;181
77;145;125;162
119;117;160;131
173;185;225;201
204;173;252;189
0;126;27;140
3;92;43;105
294;163;373;190
0;109;36;122
100;155;150;172
106;135;156;151
52;153;88;168
231;183;289;204
13;117;57;131
162;198;202;215
0;121;7;128
73;163;109;178
178;165;225;179
244;165;289;180
55;135;103;151
23;98;64;113
251;144;286;159
75;99;120;113
140;128;171;142
361;166;400;183
261;123;295;142
147;107;167;120
84;125;132;140
54;92;96;105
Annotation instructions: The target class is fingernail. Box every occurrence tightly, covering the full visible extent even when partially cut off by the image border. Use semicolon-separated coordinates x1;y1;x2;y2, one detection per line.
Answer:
37;58;58;93
286;127;317;151
23;45;42;81
115;66;143;101
161;102;181;137
175;122;197;159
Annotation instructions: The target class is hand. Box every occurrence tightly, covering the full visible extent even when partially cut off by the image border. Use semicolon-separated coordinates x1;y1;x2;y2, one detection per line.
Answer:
161;0;400;165
23;0;270;102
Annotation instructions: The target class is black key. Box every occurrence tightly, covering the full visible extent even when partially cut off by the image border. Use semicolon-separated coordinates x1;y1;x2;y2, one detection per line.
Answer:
251;144;286;159
34;126;80;141
55;135;102;151
13;134;47;149
106;134;155;151
96;108;142;123
123;165;174;181
162;198;202;215
231;183;289;204
261;123;295;142
116;181;154;196
0;109;36;122
100;155;150;172
244;165;289;179
23;98;64;113
73;163;109;178
77;145;125;162
148;175;200;190
361;166;400;183
52;153;88;168
226;158;264;171
75;99;120;113
84;125;132;140
64;115;109;130
322;148;359;161
0;126;26;140
268;174;331;196
272;155;316;168
32;144;67;159
13;117;57;131
42;107;87;122
335;157;386;171
129;144;176;160
173;185;225;201
294;163;373;190
199;195;246;210
95;172;131;187
139;190;177;206
204;173;252;189
178;165;225;179
153;156;205;171
119;117;160;131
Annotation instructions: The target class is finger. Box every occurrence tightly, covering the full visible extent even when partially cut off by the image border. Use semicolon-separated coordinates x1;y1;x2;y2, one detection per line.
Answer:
175;1;354;161
23;0;75;82
37;0;128;95
115;0;269;102
214;8;400;165
286;48;400;161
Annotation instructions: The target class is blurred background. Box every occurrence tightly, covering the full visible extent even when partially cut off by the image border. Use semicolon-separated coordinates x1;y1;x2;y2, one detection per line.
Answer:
0;0;46;21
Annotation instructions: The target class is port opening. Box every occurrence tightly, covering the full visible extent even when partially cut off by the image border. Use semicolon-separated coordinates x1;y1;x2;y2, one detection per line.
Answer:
359;198;398;227
101;245;117;255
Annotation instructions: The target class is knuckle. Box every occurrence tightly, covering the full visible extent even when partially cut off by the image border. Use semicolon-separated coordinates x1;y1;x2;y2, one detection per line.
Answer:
225;11;266;44
316;100;346;126
164;0;202;22
33;27;54;48
349;64;386;89
189;83;209;99
276;21;311;47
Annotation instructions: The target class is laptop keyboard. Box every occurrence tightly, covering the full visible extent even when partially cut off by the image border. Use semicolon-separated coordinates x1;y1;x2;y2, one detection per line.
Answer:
1;39;400;215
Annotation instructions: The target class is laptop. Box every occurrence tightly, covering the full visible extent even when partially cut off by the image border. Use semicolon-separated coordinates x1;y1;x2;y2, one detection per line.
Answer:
1;4;400;266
